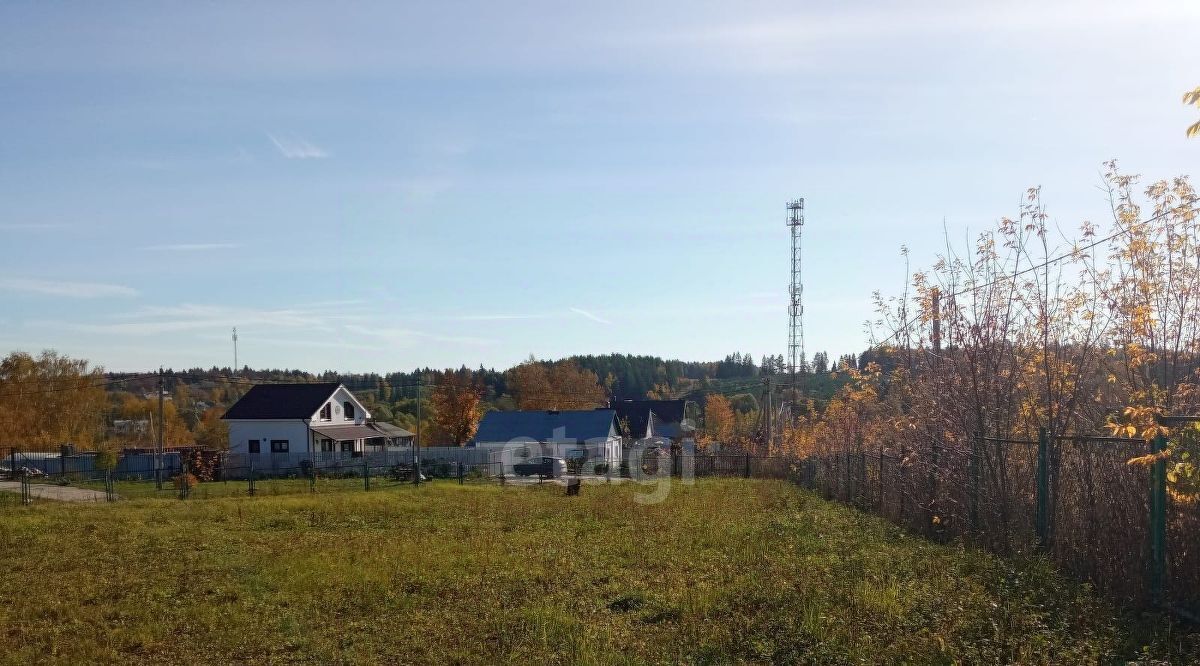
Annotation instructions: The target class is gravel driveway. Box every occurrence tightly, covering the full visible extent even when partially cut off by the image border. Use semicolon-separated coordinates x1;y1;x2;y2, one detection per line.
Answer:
0;481;112;502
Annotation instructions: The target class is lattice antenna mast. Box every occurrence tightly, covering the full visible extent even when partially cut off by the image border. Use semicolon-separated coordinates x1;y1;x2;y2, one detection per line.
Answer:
232;327;239;374
786;199;805;405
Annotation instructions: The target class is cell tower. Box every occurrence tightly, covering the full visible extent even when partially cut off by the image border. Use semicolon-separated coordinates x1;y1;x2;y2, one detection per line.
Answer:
232;327;239;373
786;198;805;404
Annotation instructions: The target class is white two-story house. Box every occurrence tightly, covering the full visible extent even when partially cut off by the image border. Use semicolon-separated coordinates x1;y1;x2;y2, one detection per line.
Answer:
223;382;383;465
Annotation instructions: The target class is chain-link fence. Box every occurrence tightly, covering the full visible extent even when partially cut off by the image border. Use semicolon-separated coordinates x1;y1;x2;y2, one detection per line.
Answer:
794;430;1198;621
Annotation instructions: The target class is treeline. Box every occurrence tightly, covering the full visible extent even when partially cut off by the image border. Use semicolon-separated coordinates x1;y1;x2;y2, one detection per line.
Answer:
4;349;860;452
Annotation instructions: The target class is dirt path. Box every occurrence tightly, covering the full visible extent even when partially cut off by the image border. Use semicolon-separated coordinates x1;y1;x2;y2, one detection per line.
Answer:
0;481;112;502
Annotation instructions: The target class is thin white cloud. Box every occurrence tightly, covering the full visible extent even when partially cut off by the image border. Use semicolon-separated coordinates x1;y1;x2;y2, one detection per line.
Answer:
0;278;137;298
140;243;240;251
47;303;337;335
118;157;171;170
449;313;552;321
395;177;453;202
197;334;384;353
0;223;70;230
570;307;612;325
344;324;494;347
297;298;368;309
267;133;329;159
617;1;1200;73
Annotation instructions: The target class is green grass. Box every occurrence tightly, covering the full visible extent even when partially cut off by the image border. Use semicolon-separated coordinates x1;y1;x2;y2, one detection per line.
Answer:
0;479;1194;664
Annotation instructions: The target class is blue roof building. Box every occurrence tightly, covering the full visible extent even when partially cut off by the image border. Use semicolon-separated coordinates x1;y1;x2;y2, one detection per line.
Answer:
472;409;622;467
474;409;618;444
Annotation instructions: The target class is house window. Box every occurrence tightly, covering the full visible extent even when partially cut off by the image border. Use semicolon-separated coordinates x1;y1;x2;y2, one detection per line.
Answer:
320;439;334;452
319;403;332;421
270;439;289;453
343;401;355;420
248;439;260;454
340;440;354;452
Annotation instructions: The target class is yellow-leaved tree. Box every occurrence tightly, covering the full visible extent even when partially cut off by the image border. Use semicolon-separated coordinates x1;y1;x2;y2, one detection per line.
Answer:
701;394;736;446
428;368;485;445
1186;86;1200;138
508;357;607;410
0;351;108;451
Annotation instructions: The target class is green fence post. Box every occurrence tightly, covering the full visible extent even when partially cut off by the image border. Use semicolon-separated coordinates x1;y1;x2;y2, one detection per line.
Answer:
106;470;115;502
363;458;370;491
744;454;751;479
877;445;885;515
1149;434;1167;605
928;435;940;537
1035;427;1049;548
844;449;851;501
898;443;906;524
310;462;317;493
178;460;189;500
859;449;867;508
459;461;465;485
248;458;256;497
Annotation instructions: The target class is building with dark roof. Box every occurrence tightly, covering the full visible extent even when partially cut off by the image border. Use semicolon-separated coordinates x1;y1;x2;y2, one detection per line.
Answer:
222;383;342;420
609;399;695;443
472;409;622;467
223;383;393;466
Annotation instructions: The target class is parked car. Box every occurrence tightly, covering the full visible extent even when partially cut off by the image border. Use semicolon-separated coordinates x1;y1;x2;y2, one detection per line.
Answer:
0;465;45;479
513;456;566;478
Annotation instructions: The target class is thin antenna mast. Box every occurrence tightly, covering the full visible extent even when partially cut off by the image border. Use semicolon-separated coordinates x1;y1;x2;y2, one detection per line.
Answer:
786;198;805;412
232;327;239;374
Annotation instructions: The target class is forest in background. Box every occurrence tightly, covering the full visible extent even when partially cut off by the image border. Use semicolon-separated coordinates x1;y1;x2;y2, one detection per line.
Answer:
0;349;855;453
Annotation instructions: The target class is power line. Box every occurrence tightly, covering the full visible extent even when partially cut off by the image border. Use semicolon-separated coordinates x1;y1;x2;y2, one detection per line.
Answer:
0;373;157;399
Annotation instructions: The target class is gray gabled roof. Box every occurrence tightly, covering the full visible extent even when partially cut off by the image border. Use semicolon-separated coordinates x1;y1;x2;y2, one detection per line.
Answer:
311;423;381;440
474;409;617;443
371;422;414;438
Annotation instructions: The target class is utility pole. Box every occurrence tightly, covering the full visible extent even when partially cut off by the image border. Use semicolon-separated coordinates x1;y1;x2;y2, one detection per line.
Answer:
413;377;422;486
762;378;773;456
156;367;165;490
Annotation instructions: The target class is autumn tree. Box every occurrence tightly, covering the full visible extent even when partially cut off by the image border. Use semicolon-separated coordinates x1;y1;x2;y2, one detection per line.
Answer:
428;368;485;445
811;161;1199;515
0;351;108;451
1185;86;1200;138
114;395;195;447
193;407;229;450
508;357;607;410
701;394;736;445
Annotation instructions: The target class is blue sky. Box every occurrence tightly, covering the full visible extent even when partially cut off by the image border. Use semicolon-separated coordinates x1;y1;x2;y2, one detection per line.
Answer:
1;0;1196;373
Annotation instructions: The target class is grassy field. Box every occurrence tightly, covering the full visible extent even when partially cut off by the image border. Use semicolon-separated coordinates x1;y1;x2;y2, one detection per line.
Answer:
0;479;1194;664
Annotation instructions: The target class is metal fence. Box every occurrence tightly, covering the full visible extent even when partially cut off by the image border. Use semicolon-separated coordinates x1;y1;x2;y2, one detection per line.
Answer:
793;430;1198;621
4;448;184;481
